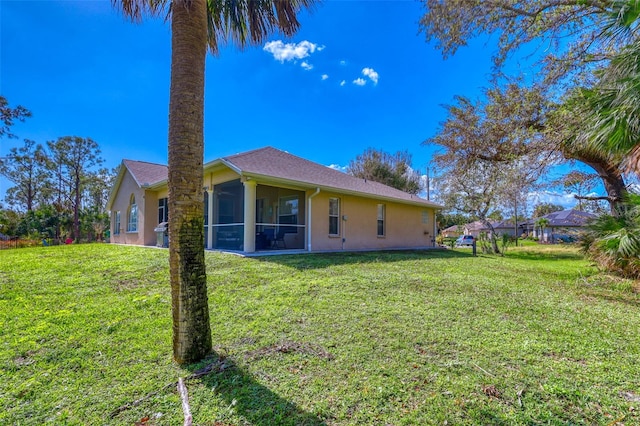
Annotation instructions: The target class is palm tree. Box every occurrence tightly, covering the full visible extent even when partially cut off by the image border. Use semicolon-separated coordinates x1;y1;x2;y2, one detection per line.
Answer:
114;0;315;364
581;194;640;278
581;1;640;174
535;217;549;242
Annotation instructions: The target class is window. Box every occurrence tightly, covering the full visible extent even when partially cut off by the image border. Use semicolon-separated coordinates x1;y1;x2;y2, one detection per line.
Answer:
114;211;121;235
127;194;138;232
421;210;429;224
158;197;168;224
377;204;385;237
329;197;340;235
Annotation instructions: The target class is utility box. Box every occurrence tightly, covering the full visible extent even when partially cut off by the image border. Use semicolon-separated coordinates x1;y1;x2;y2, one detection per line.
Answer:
154;222;168;248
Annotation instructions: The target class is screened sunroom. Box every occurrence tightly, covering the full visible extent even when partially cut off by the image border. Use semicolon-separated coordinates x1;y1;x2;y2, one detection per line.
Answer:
204;179;306;251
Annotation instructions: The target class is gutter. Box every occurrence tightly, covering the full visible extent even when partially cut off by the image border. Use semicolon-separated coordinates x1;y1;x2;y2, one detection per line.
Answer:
307;188;321;252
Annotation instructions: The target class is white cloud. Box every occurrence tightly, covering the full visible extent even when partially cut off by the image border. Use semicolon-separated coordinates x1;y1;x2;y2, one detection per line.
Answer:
340;60;347;66
340;80;346;86
321;74;329;80
328;164;348;173
362;67;379;85
263;40;323;63
527;191;578;209
301;61;313;71
353;78;366;86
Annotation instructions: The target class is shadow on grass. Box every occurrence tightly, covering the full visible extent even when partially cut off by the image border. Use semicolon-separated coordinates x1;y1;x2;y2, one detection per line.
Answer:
254;248;475;270
504;248;585;262
185;353;327;426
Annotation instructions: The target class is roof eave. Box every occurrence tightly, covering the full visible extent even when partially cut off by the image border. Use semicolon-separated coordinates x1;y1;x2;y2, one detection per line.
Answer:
242;172;443;209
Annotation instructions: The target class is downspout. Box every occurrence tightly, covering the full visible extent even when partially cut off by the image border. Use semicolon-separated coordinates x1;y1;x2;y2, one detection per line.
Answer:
307;188;320;252
433;209;437;247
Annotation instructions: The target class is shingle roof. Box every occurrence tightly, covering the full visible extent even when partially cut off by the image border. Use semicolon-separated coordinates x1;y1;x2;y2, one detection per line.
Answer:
123;159;167;187
542;209;595;227
219;147;440;207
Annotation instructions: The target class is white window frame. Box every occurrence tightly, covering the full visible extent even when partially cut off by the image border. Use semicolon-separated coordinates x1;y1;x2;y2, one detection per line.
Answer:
114;211;121;235
127;195;138;232
329;197;340;236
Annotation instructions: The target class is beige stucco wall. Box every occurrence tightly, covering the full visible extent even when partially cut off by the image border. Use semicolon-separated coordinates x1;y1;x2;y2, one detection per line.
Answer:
110;164;438;251
110;170;156;246
308;191;436;251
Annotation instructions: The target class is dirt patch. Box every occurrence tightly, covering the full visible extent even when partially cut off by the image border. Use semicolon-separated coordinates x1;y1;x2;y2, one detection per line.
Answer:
245;340;334;361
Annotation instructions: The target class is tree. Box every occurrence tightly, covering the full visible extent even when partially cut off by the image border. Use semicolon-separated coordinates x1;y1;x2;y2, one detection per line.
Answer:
419;0;637;84
579;38;640;175
0;95;31;139
532;203;563;218
535;217;550;242
581;194;640;278
425;83;546;254
47;137;104;242
0;139;50;211
347;148;422;194
545;89;629;213
115;0;316;364
559;170;599;211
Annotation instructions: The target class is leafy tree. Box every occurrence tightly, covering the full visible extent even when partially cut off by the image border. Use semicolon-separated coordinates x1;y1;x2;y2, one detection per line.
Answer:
436;212;472;230
347;148;422;194
578;37;640;175
0;208;20;236
419;0;637;84
114;0;316;363
0;139;50;211
560;170;599;211
425;83;545;254
0;95;31;139
545;89;629;213
47;137;104;242
532;203;564;218
487;210;504;221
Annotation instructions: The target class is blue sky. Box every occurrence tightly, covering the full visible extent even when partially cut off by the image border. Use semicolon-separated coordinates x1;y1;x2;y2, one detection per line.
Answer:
1;0;579;209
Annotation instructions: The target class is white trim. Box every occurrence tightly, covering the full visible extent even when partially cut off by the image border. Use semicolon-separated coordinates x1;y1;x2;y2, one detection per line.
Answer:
307;188;320;252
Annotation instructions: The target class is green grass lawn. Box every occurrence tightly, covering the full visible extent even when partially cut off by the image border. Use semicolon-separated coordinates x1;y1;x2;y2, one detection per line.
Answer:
1;244;639;425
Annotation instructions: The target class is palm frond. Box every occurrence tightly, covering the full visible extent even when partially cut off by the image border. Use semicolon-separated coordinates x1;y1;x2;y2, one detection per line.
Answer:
114;0;170;22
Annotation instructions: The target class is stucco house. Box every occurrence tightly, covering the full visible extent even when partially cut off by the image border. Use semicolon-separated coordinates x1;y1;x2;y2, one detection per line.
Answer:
107;147;442;253
530;209;596;242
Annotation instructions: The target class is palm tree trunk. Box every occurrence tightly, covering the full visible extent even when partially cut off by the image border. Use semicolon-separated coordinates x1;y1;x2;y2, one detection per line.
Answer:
168;0;212;364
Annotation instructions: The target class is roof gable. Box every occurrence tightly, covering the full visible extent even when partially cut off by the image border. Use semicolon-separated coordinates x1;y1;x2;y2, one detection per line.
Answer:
122;159;168;187
107;159;168;210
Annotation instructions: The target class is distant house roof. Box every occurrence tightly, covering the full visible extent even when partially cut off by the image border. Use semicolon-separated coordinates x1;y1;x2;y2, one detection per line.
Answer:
540;209;596;227
442;224;463;233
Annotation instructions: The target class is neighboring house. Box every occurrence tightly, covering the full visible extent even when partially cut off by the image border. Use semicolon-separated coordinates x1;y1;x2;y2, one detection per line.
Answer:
107;147;442;253
451;220;518;238
530;209;596;243
441;224;463;238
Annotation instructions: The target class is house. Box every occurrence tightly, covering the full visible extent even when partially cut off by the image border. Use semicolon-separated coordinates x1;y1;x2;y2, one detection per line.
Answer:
530;209;596;242
442;220;519;239
107;147;442;253
441;224;463;238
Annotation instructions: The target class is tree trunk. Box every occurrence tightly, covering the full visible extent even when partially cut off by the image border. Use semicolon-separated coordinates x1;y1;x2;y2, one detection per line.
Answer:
564;148;626;215
480;219;500;254
168;0;212;364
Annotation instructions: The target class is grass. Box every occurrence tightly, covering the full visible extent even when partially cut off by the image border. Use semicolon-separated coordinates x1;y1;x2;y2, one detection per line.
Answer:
1;244;639;425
